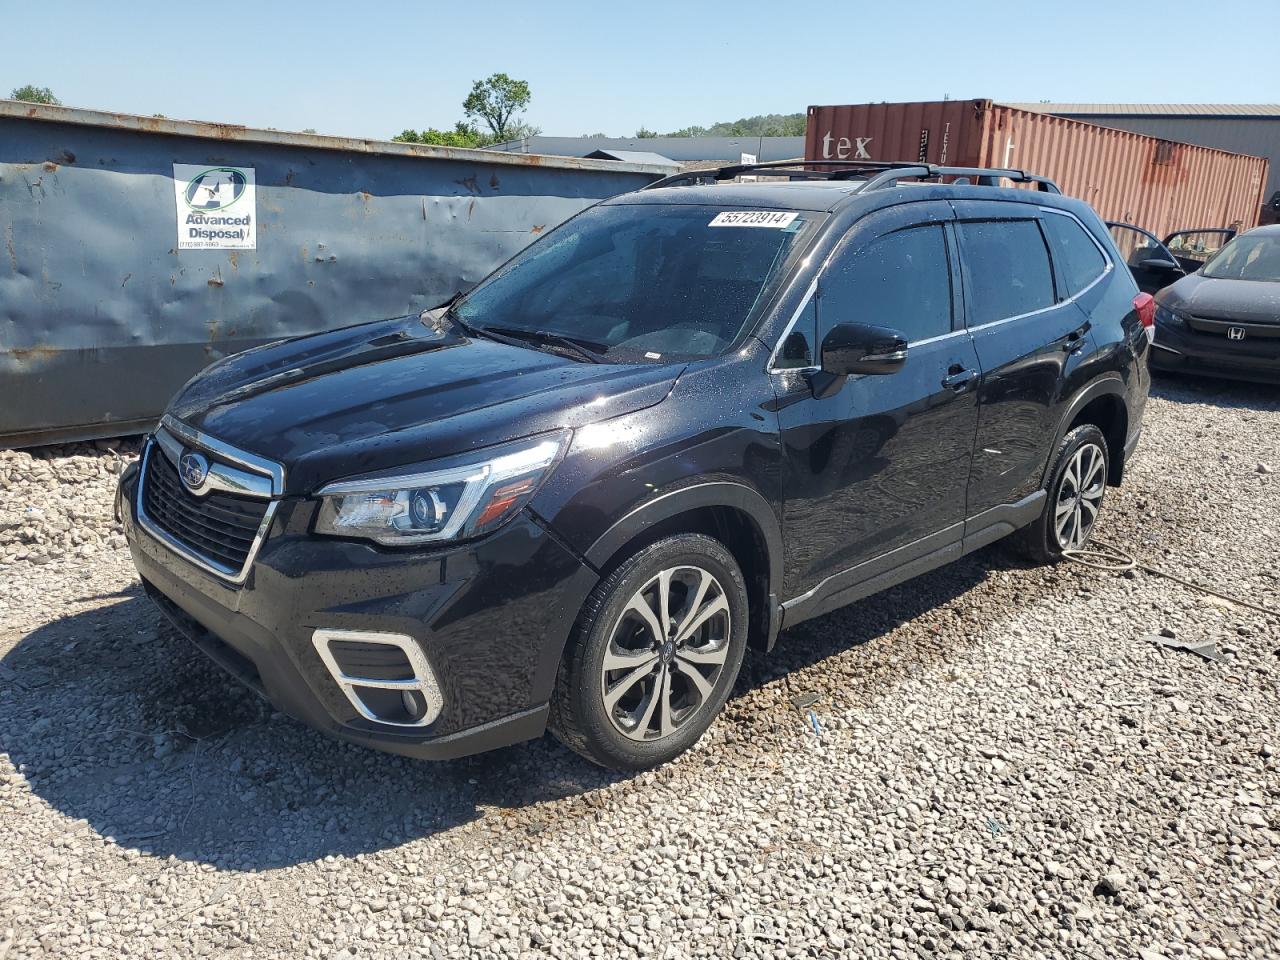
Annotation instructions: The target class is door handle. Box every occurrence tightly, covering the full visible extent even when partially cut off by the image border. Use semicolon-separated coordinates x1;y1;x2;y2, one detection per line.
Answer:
941;366;978;391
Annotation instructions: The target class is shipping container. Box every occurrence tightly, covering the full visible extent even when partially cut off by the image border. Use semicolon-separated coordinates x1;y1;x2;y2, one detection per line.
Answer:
805;100;1269;239
0;102;672;448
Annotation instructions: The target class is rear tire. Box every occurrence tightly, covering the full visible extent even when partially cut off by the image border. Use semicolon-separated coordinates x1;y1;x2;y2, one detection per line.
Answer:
549;534;749;770
1017;424;1109;564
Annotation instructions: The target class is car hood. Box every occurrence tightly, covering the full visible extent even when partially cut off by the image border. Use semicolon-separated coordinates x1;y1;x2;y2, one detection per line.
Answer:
168;315;684;495
1157;273;1280;324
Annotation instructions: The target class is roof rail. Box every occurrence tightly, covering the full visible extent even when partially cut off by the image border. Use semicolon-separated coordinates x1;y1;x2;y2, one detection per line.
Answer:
641;159;1061;194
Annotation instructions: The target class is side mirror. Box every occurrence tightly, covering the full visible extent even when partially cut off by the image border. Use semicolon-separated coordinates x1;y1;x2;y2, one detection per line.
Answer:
1140;257;1181;272
821;323;908;376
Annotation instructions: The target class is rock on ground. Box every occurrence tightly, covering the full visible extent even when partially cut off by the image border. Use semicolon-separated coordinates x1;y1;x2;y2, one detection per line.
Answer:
1;376;1277;959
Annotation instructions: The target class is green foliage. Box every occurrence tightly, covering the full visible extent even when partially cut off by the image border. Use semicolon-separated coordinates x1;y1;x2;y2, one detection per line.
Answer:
462;73;532;141
392;122;495;149
10;84;60;105
661;113;807;138
634;126;658;138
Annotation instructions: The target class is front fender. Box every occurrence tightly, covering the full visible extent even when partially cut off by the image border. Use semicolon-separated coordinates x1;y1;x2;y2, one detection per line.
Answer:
583;480;784;592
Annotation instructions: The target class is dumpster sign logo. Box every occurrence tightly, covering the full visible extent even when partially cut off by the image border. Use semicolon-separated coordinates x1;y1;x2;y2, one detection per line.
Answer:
173;163;257;249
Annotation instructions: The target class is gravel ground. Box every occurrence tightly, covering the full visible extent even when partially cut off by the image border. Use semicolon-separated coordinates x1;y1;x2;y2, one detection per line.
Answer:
1;375;1277;960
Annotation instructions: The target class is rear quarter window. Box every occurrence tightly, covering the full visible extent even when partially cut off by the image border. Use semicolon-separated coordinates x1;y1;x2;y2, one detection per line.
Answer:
1042;212;1109;298
956;220;1055;326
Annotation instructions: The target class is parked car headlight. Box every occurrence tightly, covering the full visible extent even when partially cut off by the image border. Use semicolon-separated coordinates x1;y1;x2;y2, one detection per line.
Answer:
1154;304;1186;328
314;430;570;544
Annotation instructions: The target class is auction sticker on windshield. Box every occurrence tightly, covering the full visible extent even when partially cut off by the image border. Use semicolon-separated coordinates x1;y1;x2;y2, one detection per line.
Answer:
173;163;257;249
708;211;799;228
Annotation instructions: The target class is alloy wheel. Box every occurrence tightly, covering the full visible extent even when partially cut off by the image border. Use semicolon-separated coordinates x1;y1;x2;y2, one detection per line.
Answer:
1054;441;1106;550
600;565;731;741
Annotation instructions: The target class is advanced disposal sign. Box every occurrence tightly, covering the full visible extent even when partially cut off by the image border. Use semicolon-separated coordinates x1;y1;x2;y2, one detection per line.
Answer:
173;163;257;249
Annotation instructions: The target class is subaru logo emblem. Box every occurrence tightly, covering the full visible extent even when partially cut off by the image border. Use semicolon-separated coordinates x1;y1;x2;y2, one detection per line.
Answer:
1227;326;1246;341
179;451;209;491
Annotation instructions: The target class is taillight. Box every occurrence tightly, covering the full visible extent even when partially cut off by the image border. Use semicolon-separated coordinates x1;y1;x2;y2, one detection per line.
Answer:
1133;292;1156;342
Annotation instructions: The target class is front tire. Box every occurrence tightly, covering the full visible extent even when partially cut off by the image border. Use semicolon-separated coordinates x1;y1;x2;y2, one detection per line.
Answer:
1017;424;1109;563
549;534;749;770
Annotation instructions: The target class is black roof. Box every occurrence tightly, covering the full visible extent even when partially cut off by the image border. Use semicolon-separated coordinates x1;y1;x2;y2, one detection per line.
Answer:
606;181;864;213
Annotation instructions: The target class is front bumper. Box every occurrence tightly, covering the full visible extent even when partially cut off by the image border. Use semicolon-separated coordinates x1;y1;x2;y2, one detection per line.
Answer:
119;463;598;760
1150;323;1280;384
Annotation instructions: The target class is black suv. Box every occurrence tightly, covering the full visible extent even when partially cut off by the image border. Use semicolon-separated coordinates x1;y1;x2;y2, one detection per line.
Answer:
119;161;1151;770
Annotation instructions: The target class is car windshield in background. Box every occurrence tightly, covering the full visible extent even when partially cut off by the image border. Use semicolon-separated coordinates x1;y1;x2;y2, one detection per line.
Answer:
1202;234;1280;282
454;204;818;361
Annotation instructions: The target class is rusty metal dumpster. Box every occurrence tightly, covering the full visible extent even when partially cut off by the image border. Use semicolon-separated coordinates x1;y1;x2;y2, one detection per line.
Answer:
0;102;672;447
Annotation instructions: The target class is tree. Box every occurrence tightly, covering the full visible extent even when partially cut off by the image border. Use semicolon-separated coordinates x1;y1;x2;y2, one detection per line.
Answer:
10;85;60;105
462;73;532;141
634;127;658;139
503;120;541;141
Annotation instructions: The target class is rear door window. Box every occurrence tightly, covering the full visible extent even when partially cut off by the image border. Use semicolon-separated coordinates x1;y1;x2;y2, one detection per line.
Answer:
956;220;1055;325
1041;212;1108;298
821;225;953;342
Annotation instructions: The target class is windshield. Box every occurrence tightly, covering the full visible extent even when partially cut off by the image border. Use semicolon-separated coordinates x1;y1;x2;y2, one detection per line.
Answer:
1201;233;1280;282
454;203;818;361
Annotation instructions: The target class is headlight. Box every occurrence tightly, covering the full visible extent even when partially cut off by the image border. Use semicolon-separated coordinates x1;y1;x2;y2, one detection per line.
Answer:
314;430;570;545
1154;304;1185;328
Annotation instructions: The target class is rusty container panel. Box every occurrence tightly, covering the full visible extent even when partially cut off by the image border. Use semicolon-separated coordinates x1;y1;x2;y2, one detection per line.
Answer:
806;100;1269;239
0;102;672;447
980;104;1269;239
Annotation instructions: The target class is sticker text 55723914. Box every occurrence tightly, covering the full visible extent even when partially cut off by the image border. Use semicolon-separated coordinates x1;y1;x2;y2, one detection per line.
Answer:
708;211;799;228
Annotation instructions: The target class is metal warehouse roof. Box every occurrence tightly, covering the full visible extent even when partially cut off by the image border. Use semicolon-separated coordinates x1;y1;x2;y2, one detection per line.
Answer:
1007;103;1280;119
489;135;808;163
583;148;679;167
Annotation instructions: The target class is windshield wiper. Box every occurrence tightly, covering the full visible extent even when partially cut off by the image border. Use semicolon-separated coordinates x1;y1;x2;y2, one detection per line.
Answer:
478;325;607;364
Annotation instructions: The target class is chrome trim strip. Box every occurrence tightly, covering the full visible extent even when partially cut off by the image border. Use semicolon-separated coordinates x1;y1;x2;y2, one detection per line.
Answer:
161;414;284;494
900;329;969;348
152;426;273;500
1150;342;1183;355
136;421;284;585
312;629;444;728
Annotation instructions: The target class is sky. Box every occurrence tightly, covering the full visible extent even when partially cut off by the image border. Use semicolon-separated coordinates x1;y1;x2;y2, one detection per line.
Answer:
5;0;1279;141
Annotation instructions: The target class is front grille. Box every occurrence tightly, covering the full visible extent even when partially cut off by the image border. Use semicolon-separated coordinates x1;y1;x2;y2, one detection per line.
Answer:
142;446;269;573
1188;316;1280;340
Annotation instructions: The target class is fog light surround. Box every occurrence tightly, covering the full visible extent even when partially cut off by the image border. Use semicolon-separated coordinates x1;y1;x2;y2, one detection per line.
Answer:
312;629;444;728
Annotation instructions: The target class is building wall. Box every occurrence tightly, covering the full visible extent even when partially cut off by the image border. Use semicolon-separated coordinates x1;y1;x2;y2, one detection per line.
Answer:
490;136;807;163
